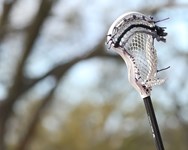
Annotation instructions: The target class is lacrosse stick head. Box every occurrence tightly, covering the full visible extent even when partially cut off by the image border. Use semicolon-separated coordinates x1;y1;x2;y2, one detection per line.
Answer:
106;12;168;98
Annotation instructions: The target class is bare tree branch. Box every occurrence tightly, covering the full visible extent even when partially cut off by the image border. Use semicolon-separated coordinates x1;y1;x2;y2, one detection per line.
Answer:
0;0;18;42
0;0;57;149
21;38;120;95
0;0;19;148
15;38;120;150
1;1;187;149
16;85;57;150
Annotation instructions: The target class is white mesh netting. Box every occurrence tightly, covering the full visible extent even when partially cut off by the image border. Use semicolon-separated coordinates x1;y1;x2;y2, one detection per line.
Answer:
124;32;165;88
107;12;168;97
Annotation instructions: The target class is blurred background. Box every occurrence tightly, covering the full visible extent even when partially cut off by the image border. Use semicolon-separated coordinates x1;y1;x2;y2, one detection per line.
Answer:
0;0;188;150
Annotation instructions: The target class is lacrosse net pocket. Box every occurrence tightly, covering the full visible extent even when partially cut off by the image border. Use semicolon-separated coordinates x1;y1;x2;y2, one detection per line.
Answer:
106;12;168;98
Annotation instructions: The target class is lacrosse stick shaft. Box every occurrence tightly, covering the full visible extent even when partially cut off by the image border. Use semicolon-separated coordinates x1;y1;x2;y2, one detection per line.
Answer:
143;96;165;150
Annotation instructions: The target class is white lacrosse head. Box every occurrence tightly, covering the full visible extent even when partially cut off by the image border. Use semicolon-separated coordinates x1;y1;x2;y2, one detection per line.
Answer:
106;12;168;98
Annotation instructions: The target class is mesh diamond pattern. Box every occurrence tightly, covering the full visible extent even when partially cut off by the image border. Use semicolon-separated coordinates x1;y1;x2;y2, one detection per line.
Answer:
107;12;168;97
121;32;165;88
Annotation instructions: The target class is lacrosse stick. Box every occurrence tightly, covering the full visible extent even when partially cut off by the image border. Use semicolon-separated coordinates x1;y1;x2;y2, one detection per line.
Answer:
106;12;169;150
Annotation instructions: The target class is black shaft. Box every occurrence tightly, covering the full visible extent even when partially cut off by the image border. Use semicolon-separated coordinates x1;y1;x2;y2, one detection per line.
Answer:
143;96;165;150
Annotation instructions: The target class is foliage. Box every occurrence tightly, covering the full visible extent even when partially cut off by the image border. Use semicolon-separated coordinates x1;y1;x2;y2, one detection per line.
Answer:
0;0;188;150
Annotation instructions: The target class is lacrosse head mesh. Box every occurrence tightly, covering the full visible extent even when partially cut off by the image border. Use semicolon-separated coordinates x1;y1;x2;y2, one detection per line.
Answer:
106;12;168;98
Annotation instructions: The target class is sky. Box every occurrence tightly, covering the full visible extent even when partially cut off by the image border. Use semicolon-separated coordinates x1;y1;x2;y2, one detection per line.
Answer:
1;0;188;109
1;0;188;142
58;0;188;105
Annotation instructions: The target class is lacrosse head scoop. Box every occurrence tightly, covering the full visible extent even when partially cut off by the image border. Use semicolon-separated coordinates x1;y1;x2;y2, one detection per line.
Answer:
106;12;168;98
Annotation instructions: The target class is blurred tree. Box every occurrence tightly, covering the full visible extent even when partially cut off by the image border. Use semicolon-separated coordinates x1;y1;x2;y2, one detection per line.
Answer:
0;0;188;150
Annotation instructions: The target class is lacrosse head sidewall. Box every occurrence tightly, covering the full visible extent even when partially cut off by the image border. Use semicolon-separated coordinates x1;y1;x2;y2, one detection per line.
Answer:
115;47;151;98
106;12;167;98
107;11;144;46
